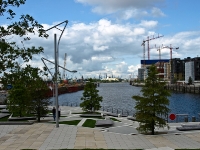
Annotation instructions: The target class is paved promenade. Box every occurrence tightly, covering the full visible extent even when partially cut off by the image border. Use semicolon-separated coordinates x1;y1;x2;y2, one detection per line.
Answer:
0;106;200;149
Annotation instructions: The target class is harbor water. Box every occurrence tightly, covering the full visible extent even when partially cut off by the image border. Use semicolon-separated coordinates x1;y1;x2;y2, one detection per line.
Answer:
50;82;200;122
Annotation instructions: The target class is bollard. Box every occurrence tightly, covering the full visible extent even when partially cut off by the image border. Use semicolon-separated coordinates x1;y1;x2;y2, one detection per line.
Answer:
184;116;188;122
192;116;196;122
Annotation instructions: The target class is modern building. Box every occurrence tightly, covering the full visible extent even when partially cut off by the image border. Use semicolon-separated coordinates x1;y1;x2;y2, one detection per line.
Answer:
185;61;194;83
139;59;170;80
164;62;170;81
138;57;200;83
184;57;200;83
141;59;170;67
138;68;145;81
193;57;200;81
170;58;186;82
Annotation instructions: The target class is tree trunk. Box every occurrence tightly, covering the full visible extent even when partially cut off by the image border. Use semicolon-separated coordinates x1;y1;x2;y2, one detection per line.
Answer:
37;108;40;122
38;114;40;122
151;119;154;135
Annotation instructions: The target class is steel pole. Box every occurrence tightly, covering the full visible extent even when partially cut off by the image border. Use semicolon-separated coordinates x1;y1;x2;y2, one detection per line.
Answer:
54;34;59;128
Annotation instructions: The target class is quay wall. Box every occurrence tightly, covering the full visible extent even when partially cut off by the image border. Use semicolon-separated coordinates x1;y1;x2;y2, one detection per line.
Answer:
165;84;200;94
130;81;200;94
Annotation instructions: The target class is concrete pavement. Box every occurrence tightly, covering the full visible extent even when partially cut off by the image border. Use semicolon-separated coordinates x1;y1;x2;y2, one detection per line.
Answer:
0;106;200;149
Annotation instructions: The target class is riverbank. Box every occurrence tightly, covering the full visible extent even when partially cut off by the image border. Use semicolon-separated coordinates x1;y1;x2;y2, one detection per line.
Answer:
131;82;200;94
165;84;200;94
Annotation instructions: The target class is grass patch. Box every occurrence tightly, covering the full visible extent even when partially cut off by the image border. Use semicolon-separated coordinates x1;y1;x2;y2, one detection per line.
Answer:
81;116;105;119
58;120;81;125
0;116;9;121
0;116;29;122
110;117;121;122
82;119;96;128
12;114;35;117
72;111;100;114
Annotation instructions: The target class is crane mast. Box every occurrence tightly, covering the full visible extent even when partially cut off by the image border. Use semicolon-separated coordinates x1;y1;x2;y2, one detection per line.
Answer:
141;34;163;60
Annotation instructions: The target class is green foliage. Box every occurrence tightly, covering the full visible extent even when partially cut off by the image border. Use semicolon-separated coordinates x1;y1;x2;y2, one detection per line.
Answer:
0;1;51;121
29;77;51;122
80;78;103;112
132;65;171;135
0;116;9;121
5;66;51;121
188;76;193;85
7;83;31;117
0;0;48;77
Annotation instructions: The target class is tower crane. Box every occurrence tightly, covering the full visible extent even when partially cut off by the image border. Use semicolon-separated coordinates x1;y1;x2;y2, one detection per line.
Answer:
162;44;179;60
155;44;164;60
62;53;67;80
141;41;145;68
141;34;164;60
162;44;179;84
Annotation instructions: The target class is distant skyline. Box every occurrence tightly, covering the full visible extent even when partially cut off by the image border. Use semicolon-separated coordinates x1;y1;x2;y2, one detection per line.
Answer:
1;0;200;79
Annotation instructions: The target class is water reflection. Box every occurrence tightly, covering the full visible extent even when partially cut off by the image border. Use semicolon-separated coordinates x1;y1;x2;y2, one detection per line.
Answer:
50;82;200;121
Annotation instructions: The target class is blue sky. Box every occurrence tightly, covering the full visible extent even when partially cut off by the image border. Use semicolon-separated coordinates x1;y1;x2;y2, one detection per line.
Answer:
1;0;200;79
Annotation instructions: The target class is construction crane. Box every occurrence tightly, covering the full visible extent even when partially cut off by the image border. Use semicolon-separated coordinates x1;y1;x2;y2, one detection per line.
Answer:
155;44;164;60
141;34;164;60
162;44;179;84
62;53;67;80
162;44;179;60
149;44;156;58
141;41;145;68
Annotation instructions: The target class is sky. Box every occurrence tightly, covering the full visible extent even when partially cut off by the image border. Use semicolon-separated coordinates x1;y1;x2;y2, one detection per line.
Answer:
1;0;200;79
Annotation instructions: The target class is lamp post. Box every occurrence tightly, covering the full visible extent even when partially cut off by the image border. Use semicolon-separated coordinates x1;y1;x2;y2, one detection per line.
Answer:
44;20;77;128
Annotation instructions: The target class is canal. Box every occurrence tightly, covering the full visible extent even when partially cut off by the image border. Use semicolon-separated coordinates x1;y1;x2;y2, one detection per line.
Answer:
50;82;200;122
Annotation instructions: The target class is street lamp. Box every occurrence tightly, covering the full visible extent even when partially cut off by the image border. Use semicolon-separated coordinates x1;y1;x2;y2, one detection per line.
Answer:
43;20;77;128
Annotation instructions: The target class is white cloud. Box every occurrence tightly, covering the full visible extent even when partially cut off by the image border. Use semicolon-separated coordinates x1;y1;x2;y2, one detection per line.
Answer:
133;28;145;35
4;19;200;78
119;9;149;20
151;7;166;17
139;20;158;28
76;0;166;20
128;64;141;76
76;0;165;14
93;45;109;51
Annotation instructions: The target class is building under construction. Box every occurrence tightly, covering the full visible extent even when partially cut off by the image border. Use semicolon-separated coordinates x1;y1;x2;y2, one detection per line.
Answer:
138;59;169;81
138;57;200;83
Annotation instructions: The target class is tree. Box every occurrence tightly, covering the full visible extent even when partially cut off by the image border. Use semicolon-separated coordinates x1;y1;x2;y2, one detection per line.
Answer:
30;77;52;122
5;65;51;121
6;65;35;117
1;0;51;120
188;76;193;85
132;65;171;135
0;0;48;76
7;83;31;117
80;78;103;112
